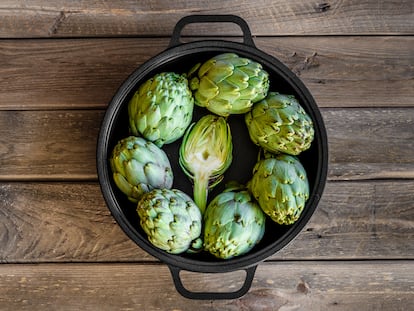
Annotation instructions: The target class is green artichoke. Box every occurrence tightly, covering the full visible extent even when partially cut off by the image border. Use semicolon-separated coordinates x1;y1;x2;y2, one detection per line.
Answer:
203;187;266;259
188;53;269;117
110;136;173;203
248;153;309;225
128;72;194;147
245;92;314;155
179;114;233;214
137;188;202;254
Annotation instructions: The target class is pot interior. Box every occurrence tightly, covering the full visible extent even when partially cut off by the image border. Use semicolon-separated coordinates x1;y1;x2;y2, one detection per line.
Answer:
100;44;327;269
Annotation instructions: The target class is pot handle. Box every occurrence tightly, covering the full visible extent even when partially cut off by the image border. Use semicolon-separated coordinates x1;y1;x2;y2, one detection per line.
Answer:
168;265;257;300
169;14;256;47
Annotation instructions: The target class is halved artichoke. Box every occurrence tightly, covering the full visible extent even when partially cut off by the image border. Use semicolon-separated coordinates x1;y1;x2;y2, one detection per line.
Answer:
179;114;233;214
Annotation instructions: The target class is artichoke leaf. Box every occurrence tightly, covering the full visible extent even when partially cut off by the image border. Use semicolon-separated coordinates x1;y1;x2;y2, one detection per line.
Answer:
198;76;219;99
205;62;234;82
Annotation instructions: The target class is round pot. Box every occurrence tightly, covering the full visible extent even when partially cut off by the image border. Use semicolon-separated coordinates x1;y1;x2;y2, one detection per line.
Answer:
97;15;328;300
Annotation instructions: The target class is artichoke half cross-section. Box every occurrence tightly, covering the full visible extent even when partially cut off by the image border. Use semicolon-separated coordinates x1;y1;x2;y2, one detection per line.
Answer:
179;114;233;215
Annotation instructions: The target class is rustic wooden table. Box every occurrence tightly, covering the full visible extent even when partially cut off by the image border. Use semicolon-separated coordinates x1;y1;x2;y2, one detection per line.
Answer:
1;1;413;310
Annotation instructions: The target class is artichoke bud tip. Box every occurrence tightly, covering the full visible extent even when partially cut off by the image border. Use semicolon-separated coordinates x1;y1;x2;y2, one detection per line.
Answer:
186;237;203;254
190;77;200;91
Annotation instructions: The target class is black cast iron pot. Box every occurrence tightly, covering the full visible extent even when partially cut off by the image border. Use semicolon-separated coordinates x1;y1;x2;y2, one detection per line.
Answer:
97;15;328;300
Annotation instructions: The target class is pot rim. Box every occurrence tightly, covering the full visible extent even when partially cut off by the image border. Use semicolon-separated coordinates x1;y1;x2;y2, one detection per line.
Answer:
97;39;328;273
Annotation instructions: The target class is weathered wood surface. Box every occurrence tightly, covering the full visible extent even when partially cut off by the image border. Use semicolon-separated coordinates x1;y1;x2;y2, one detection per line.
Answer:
1;181;413;262
1;0;413;38
0;262;413;311
1;1;413;310
1;37;413;110
0;108;412;181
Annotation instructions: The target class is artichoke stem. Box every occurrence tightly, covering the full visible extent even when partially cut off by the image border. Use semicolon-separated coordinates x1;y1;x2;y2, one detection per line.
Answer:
193;174;209;215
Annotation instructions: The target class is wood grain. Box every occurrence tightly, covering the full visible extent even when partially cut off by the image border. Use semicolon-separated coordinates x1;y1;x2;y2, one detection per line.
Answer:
0;110;102;180
1;0;413;38
324;108;414;180
0;108;412;181
0;182;148;262
1;37;413;110
0;261;412;310
1;1;412;310
1;181;413;262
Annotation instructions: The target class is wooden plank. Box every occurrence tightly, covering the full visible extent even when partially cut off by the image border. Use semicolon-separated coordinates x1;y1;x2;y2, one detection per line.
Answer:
1;181;413;262
0;182;150;262
324;108;414;180
258;37;414;109
1;0;413;38
0;38;162;110
0;261;412;310
0;110;102;180
1;37;413;110
0;108;412;181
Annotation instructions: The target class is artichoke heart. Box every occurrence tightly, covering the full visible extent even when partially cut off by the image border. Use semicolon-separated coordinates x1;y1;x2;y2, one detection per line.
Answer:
110;136;173;203
128;72;194;147
179;114;233;214
189;53;269;116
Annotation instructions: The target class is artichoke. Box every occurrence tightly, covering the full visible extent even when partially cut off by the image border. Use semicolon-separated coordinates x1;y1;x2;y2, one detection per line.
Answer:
245;92;314;155
188;53;269;117
128;72;194;147
248;153;309;225
137;188;202;254
179;114;233;214
110;136;173;203
203;186;266;259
